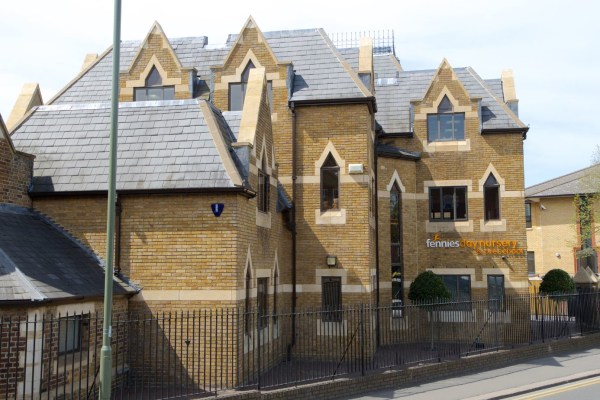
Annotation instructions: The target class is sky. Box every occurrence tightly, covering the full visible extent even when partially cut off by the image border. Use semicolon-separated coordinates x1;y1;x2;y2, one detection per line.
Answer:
1;0;598;187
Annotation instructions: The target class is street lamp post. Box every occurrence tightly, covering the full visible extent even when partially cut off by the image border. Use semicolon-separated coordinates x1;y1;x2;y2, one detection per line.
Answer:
99;1;121;398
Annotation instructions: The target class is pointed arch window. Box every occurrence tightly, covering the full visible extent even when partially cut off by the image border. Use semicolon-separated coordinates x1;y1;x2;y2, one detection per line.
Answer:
320;153;340;211
484;173;500;220
427;95;465;141
273;269;278;323
134;66;175;101
245;268;251;334
257;157;270;213
390;183;404;316
229;61;273;111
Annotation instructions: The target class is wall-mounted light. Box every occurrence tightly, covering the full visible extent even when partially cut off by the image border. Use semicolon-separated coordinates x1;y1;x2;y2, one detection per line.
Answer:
555;253;561;258
501;255;507;260
326;255;337;267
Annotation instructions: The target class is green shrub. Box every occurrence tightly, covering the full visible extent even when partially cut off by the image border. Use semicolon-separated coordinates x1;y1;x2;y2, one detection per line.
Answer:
408;271;451;302
539;269;575;294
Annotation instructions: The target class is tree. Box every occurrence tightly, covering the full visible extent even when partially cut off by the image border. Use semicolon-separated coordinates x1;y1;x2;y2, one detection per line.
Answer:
408;271;451;350
573;147;600;272
408;271;451;302
539;269;575;294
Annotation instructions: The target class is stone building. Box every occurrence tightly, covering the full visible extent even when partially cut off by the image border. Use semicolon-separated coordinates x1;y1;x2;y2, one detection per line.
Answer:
525;165;600;277
5;16;529;349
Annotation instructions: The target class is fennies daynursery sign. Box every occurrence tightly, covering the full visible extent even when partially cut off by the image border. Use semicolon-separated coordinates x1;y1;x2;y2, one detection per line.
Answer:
425;233;525;255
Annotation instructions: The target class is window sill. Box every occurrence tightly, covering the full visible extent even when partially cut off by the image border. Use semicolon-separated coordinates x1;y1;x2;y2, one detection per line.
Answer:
422;139;470;153
480;219;507;232
256;209;271;228
315;208;347;225
426;220;473;233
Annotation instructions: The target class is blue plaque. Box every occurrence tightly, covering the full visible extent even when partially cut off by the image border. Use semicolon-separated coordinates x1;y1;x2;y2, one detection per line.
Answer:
211;203;224;217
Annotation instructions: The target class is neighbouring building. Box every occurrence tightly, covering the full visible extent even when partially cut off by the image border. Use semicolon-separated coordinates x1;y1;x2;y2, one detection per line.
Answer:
3;16;530;392
525;165;600;278
1;113;135;398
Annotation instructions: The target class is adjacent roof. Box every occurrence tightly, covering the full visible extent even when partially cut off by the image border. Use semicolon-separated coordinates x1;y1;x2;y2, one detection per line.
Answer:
0;204;132;302
525;165;600;198
377;143;421;160
11;99;244;193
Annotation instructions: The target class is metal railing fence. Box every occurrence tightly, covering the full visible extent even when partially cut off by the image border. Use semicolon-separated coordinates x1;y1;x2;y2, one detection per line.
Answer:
1;291;599;399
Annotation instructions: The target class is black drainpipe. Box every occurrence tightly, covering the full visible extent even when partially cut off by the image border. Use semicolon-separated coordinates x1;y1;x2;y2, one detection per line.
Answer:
290;101;298;347
373;113;381;348
115;197;122;275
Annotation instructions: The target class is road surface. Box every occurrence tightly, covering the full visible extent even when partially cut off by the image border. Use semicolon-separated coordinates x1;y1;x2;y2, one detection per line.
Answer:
348;347;600;400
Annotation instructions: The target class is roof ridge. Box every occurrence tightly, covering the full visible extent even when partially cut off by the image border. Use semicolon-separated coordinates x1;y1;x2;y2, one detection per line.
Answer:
526;164;600;192
465;66;527;129
317;28;372;98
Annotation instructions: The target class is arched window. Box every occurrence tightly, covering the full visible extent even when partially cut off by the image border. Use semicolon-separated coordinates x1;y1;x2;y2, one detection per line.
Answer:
273;269;278;323
134;66;175;101
427;95;465;141
228;61;273;111
320;153;340;211
229;61;255;111
257;157;270;213
245;267;251;334
390;184;403;315
484;173;500;220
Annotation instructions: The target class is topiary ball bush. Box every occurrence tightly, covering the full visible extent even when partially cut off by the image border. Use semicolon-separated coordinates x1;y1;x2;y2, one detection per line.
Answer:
539;269;575;294
408;270;451;303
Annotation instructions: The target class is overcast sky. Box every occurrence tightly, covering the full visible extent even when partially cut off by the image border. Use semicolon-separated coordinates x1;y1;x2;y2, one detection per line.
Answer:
1;0;598;187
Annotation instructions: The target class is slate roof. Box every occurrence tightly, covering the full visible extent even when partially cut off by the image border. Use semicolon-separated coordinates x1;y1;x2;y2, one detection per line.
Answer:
525;165;600;198
233;29;370;101
52;29;369;106
376;143;421;160
11;99;242;193
0;204;132;302
374;67;526;134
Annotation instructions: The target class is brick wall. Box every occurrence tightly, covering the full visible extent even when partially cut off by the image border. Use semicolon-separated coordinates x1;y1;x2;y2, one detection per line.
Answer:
526;197;584;276
0;135;33;207
220;333;600;400
377;61;528;301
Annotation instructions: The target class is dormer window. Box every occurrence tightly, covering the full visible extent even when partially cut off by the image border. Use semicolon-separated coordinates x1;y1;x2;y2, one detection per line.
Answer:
229;61;273;111
427;95;465;141
134;66;175;101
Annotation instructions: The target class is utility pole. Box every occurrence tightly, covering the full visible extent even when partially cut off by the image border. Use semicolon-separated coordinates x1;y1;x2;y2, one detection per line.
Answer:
99;0;121;398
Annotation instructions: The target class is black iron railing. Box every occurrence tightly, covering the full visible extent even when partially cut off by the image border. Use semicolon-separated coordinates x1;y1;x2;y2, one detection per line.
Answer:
2;292;600;399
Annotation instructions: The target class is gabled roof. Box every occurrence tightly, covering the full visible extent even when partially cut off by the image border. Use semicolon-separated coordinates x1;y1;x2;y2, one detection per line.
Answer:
374;67;527;134
0;204;132;302
525;165;600;198
50;27;372;106
11;99;246;193
229;28;371;102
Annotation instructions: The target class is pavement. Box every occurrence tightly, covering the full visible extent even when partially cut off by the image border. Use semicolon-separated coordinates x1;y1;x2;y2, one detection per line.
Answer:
348;347;600;399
